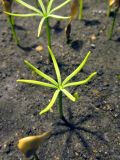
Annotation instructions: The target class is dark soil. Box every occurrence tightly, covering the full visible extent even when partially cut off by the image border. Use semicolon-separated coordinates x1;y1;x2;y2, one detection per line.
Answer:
0;0;120;160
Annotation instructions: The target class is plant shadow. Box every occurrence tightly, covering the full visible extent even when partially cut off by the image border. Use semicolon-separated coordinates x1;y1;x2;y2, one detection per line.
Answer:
18;43;38;52
115;37;120;42
70;40;83;51
15;24;26;31
51;108;108;158
51;21;63;34
84;19;100;26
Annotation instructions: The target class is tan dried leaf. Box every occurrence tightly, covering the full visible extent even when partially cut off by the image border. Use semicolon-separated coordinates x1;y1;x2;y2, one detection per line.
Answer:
70;0;79;20
2;0;13;12
109;0;120;8
35;45;44;52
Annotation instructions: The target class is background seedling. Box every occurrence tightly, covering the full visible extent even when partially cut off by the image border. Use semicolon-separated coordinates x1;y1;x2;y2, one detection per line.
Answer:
107;0;111;16
2;0;19;44
17;47;97;120
6;0;71;61
79;0;83;20
108;0;120;39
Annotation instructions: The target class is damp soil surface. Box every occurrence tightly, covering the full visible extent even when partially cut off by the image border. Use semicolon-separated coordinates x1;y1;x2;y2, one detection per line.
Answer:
0;0;120;160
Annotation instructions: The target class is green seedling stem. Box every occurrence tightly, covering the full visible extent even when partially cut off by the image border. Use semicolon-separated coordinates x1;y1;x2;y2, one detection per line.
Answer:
45;17;52;61
108;8;119;40
107;4;111;17
8;15;19;44
79;0;83;20
17;46;97;120
58;91;64;119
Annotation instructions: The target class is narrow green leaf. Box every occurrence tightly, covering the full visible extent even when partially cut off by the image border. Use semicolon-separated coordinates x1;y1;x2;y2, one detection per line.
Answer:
47;0;54;13
17;79;57;88
48;46;61;85
49;14;70;19
24;60;58;86
73;92;79;101
4;12;40;17
40;89;60;115
61;89;76;102
38;17;45;37
62;51;91;86
38;0;46;14
15;0;43;15
64;72;97;88
50;0;71;14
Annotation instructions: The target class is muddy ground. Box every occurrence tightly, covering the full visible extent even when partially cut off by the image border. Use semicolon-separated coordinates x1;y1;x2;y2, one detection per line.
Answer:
0;0;120;160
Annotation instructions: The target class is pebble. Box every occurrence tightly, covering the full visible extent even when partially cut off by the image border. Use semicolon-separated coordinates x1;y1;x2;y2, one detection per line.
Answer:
90;34;97;41
91;44;96;49
114;113;119;118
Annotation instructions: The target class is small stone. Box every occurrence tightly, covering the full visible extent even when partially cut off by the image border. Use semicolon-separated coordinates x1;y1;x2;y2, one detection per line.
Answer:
91;44;96;49
75;151;79;156
90;34;96;41
93;149;97;153
114;113;119;117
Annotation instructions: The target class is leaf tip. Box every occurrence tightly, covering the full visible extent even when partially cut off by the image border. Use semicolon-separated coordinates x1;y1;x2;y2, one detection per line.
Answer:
39;110;44;115
24;60;28;63
17;79;21;82
94;72;97;75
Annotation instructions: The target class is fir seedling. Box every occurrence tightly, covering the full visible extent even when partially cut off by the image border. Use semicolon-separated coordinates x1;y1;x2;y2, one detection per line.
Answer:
2;0;19;44
17;47;97;120
107;0;111;16
5;0;71;60
108;0;120;39
79;0;83;20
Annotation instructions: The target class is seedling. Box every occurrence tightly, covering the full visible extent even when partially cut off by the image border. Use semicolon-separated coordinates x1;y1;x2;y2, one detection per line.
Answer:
107;0;111;16
79;0;83;20
18;130;51;159
17;47;97;120
5;0;71;61
2;0;19;44
108;0;120;39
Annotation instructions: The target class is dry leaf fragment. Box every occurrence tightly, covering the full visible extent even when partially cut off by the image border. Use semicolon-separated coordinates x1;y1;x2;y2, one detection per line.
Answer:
2;0;13;12
70;0;79;20
17;130;52;158
65;22;71;43
65;0;79;43
109;0;120;9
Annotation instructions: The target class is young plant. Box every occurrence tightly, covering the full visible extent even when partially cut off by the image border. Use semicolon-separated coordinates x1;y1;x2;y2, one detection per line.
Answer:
108;0;120;39
5;0;71;61
79;0;83;20
2;0;19;44
17;46;97;120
